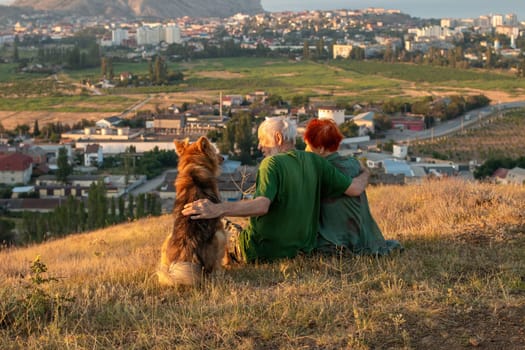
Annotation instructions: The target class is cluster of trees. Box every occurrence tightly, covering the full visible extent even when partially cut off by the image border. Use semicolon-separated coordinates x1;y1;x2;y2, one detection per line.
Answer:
165;40;272;61
102;55;184;87
18;182;162;245
36;41;100;70
215;113;259;165
382;94;491;125
101;147;178;179
1;119;95;143
473;156;525;179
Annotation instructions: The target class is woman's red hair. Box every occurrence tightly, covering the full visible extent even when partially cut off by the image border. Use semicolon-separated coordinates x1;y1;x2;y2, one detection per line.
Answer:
304;118;343;152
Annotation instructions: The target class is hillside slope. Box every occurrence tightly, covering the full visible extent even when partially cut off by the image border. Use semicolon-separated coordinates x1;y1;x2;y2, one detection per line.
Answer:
10;0;264;18
1;178;524;349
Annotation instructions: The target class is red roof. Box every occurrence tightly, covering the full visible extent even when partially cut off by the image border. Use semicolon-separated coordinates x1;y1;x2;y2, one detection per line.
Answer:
492;168;509;179
85;144;101;153
0;153;33;171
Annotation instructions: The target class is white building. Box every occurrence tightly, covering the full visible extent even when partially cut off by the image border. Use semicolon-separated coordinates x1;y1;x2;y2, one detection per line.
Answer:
318;106;345;125
0;153;33;185
440;18;456;28
84;144;103;167
332;44;353;59
393;145;408;159
352;112;375;135
164;24;182;44
112;28;129;46
492;14;504;27
477;16;491;29
506;167;525;185
137;25;162;46
505;13;518;26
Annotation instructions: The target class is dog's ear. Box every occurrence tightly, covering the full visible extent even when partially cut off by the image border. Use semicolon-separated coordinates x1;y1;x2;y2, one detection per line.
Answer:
196;136;211;153
174;138;189;156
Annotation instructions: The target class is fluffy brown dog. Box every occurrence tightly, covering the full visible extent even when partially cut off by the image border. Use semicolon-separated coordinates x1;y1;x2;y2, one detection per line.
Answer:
158;136;227;287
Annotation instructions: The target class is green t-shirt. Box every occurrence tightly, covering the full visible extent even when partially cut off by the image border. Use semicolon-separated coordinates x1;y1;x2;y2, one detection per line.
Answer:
238;150;351;262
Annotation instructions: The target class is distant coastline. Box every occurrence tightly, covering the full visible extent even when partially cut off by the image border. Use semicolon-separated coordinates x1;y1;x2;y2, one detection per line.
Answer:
261;0;524;19
1;0;524;19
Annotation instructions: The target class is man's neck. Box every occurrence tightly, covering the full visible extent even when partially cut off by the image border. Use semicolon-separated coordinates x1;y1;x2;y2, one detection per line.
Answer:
279;143;295;153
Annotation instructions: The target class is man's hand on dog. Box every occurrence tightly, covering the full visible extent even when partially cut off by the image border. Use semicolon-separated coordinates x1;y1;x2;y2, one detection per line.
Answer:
182;199;221;219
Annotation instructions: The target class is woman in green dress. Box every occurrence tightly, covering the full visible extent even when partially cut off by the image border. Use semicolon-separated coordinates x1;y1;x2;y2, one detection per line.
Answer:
304;118;403;256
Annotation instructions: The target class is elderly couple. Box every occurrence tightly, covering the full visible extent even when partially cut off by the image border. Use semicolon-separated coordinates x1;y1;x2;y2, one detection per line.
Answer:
182;117;402;263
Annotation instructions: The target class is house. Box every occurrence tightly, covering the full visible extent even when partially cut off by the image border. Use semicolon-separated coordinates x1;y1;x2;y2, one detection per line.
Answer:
318;106;345;125
0;198;69;213
221;94;243;107
119;72;133;81
352;112;375;135
96;116;123;129
391;116;425;131
32;144;73;164
0;153;33;185
382;159;414;177
506;167;525;185
84;144;103;167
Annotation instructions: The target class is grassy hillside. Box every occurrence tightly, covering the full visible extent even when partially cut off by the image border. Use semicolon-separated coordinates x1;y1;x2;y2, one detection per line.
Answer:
1;178;524;349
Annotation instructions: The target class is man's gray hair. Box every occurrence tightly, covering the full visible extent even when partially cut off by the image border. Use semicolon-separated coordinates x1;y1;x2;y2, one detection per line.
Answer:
259;116;297;143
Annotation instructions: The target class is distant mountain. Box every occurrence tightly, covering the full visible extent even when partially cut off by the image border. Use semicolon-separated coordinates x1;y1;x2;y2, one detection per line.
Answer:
10;0;264;18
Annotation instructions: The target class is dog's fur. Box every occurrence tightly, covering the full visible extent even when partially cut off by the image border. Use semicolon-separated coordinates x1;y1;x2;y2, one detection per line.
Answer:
158;136;227;287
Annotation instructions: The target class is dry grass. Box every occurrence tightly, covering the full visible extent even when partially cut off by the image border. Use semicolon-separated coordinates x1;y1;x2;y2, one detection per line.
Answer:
1;178;524;349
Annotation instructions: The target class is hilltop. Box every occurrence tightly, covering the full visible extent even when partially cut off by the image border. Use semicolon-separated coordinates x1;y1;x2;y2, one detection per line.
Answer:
10;0;264;19
1;178;524;348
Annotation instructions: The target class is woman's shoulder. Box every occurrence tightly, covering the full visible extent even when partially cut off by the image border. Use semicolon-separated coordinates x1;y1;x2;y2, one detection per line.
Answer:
328;152;361;176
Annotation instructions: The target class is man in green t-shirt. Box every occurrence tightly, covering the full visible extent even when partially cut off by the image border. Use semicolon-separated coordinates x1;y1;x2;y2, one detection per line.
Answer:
181;117;370;263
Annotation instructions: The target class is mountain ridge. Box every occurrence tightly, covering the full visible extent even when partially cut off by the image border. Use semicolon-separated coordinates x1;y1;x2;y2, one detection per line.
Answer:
9;0;264;18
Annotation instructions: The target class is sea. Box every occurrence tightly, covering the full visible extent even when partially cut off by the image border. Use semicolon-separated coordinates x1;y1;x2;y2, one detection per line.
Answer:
261;0;525;20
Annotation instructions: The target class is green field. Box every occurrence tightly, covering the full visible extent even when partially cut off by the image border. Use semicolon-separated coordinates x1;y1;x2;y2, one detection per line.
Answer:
2;57;525;109
0;95;137;112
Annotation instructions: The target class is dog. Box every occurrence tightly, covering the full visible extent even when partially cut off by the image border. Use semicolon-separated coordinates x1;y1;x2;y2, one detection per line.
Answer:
157;136;227;287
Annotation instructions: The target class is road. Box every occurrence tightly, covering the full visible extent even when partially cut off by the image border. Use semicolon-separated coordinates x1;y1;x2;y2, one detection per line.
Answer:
120;95;153;118
130;169;176;195
379;101;525;145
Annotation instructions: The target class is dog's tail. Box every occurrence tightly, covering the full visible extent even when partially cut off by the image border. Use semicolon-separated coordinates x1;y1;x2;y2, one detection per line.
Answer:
157;262;203;287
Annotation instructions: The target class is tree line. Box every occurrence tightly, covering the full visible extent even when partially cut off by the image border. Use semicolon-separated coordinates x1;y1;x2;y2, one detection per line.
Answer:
14;181;162;246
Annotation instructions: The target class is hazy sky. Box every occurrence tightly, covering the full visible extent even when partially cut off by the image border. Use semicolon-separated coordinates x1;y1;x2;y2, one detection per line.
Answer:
261;0;525;19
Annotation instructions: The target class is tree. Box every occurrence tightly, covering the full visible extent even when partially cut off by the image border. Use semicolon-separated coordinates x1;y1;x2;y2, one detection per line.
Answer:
339;120;359;137
118;196;125;222
14;123;30;136
373;114;393;132
154;55;167;84
86;181;107;230
235;114;255;165
136;194;145;218
127;193;134;220
303;40;310;59
0;218;15;246
516;58;525;78
56;147;72;184
33;120;40;137
350;46;365;60
101;56;107;78
485;47;494;68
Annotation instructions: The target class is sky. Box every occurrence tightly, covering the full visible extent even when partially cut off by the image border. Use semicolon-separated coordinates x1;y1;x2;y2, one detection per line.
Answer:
261;0;525;19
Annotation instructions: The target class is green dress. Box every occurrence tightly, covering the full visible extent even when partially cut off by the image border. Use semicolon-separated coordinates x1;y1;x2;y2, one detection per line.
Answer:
317;152;402;256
